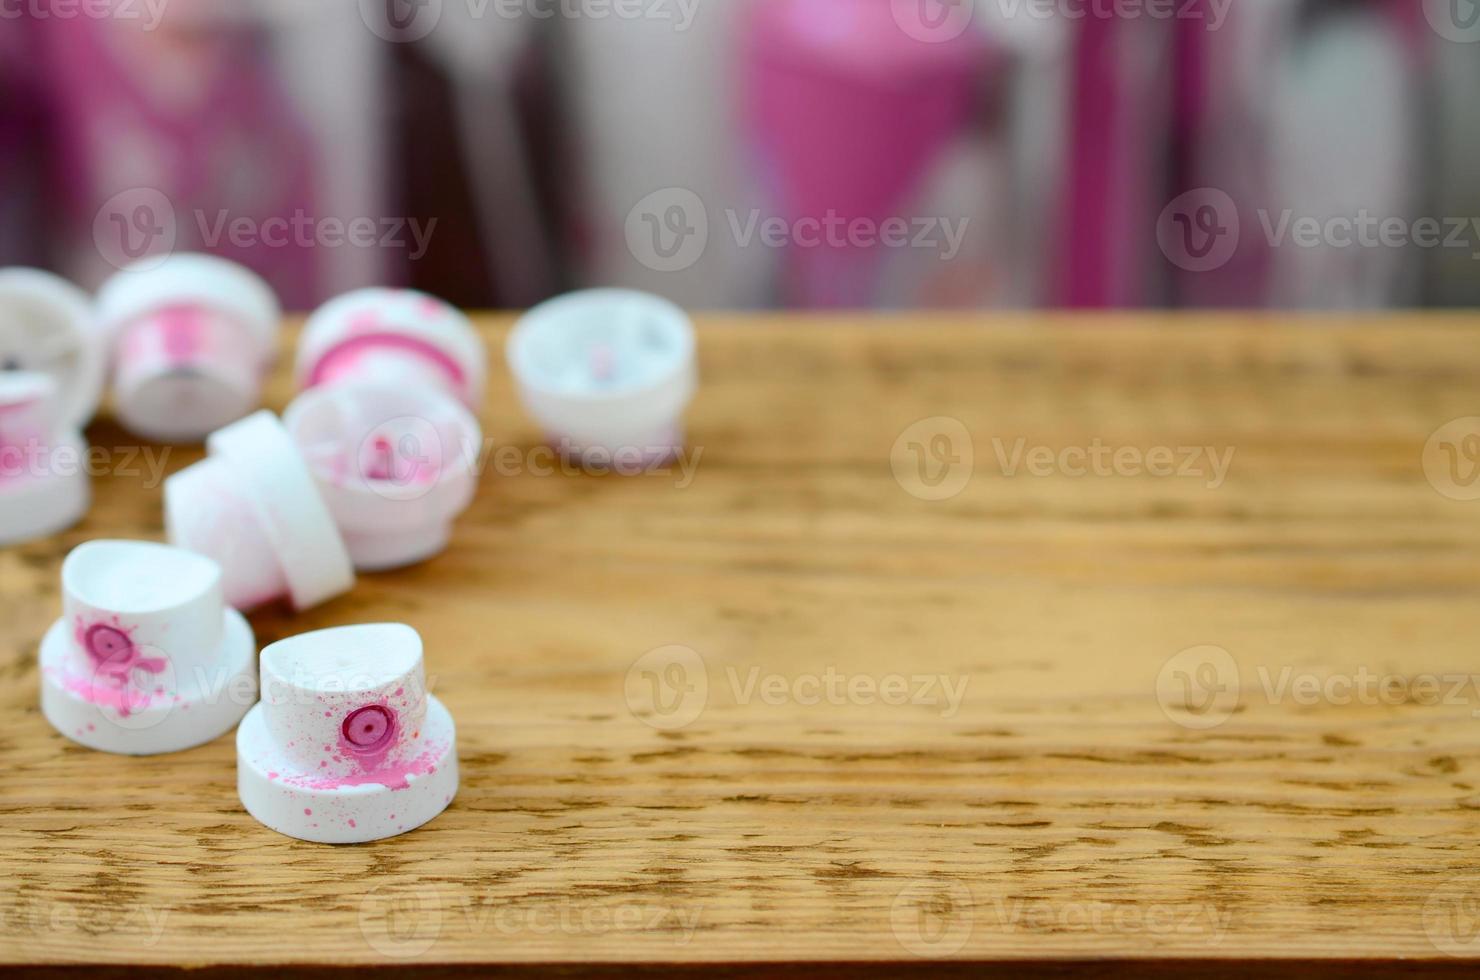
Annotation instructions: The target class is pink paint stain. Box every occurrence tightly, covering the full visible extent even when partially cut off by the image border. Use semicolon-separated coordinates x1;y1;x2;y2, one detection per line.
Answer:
64;616;169;717
74;617;166;677
346;311;382;336
279;744;445;793
155;305;208;366
54;668;159;717
364;436;397;481
357;435;439;486
310;332;467;393
590;344;617;383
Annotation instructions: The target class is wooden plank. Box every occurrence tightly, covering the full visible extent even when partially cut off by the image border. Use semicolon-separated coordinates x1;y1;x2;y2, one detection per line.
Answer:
4;313;1480;976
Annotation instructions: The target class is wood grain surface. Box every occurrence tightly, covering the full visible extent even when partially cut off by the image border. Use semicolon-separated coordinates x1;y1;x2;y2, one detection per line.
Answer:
5;313;1480;978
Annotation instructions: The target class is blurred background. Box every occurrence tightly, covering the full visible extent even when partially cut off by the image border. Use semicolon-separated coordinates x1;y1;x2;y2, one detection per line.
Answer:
1;0;1477;312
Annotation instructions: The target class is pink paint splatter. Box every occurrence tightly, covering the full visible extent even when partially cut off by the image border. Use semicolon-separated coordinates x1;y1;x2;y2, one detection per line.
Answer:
155;305;207;365
56;670;159;718
309;332;466;391
75;617;167;678
279;744;445;793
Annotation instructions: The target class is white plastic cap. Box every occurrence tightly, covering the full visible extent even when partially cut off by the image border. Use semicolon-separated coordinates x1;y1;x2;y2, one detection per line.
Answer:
98;254;282;442
98;253;281;354
165;411;355;611
507;289;697;463
0;267;106;429
284;381;482;571
0;371;90;546
39;539;257;755
297;288;486;410
237;623;458;844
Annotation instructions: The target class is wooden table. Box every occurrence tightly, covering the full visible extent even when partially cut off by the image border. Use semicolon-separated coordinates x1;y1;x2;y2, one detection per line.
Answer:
5;314;1480;978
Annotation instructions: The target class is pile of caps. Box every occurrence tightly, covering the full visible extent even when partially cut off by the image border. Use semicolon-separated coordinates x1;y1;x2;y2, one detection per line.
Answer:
2;254;698;844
